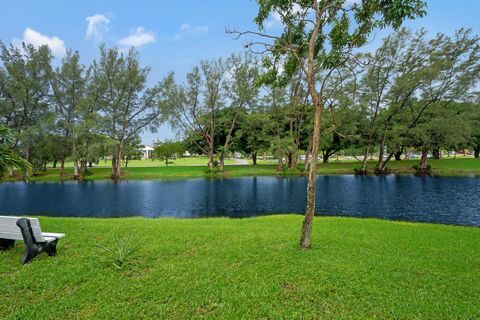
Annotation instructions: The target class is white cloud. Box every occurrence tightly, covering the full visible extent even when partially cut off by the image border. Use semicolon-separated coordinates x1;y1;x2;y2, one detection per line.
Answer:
86;14;110;41
166;23;209;41
13;27;66;57
118;27;156;47
179;23;209;34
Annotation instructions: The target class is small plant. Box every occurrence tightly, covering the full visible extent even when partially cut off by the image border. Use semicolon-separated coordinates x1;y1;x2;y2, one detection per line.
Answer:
97;231;140;269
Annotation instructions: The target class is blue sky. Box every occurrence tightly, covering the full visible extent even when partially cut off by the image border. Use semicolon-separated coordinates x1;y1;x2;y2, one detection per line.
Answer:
1;0;479;145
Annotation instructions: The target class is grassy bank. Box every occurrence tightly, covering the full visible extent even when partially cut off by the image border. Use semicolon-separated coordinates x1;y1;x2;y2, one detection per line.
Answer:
0;215;478;319
6;158;480;182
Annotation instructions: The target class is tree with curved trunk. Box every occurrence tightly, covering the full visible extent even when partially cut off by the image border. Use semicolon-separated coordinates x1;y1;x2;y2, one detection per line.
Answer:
230;0;426;249
162;59;228;172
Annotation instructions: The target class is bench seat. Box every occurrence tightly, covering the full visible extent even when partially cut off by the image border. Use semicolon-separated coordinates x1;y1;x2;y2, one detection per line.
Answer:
0;216;65;264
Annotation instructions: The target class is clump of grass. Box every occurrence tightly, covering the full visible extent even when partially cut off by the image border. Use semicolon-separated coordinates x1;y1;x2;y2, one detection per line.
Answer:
96;231;140;269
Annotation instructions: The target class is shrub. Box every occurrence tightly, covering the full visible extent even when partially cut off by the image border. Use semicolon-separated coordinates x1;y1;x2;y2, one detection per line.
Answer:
97;231;140;269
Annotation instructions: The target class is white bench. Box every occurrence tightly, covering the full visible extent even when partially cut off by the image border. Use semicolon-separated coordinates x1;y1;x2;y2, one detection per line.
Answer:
0;216;65;264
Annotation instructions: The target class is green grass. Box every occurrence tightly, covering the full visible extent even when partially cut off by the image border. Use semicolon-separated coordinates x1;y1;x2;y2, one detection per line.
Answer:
57;157;237;168
6;158;480;182
0;215;478;319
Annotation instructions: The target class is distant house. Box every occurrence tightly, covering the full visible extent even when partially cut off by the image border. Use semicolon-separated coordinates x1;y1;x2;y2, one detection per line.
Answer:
142;146;154;159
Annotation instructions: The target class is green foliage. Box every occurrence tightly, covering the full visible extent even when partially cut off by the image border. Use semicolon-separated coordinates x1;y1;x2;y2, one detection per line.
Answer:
0;125;32;179
153;140;185;166
96;231;141;269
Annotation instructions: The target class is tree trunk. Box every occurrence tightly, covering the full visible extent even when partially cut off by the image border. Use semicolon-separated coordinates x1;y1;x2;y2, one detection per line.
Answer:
60;159;65;176
287;152;294;169
112;144;123;179
417;147;430;175
300;102;322;249
73;160;79;179
219;152;225;171
52;160;57;168
394;150;403;161
359;147;369;174
376;151;394;175
80;161;87;176
252;152;257;165
89;161;93;168
377;136;385;168
475;147;480;159
432;148;440;160
207;148;215;171
322;154;329;163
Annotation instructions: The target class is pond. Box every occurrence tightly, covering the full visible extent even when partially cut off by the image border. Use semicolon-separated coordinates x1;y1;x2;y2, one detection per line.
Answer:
0;175;479;226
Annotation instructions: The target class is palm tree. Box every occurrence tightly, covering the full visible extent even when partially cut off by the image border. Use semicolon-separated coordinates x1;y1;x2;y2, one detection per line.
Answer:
0;125;32;179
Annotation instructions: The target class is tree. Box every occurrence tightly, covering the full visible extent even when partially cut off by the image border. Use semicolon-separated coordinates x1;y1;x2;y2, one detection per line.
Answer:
0;43;52;165
375;28;480;173
49;50;87;178
217;53;260;171
153;140;184;166
162;59;228;171
231;0;426;249
0;124;31;179
94;46;165;179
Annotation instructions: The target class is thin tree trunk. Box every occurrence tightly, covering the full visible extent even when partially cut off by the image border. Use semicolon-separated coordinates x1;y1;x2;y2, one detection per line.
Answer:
432;148;440;159
359;147;369;173
73;160;79;179
207;145;215;171
252;152;257;165
475;147;480;159
300;102;322;249
219;152;225;171
60;159;65;176
377;136;385;168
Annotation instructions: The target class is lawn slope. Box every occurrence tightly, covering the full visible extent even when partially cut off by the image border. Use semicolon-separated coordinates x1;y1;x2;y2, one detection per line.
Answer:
1;215;479;319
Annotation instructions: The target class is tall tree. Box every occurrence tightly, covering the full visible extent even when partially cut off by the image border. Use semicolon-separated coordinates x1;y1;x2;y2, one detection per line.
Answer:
0;43;52;164
49;50;87;178
231;0;426;249
95;46;164;179
162;59;228;171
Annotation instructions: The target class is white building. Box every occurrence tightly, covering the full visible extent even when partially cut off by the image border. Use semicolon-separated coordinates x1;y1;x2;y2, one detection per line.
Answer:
142;146;154;159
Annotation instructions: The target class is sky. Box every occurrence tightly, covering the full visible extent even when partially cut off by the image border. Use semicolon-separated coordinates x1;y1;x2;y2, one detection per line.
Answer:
0;0;479;145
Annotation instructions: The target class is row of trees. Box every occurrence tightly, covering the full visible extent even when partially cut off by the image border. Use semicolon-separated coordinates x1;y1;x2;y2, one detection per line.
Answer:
0;43;169;179
164;28;480;175
1;27;479;181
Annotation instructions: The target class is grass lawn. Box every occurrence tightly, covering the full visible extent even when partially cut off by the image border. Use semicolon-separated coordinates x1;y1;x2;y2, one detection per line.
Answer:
56;157;237;168
7;158;480;182
0;215;478;319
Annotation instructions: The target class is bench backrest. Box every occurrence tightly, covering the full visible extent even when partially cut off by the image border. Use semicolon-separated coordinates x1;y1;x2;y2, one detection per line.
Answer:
0;216;45;242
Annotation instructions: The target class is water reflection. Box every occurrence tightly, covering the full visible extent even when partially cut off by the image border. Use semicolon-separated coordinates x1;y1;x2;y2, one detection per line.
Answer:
0;175;479;226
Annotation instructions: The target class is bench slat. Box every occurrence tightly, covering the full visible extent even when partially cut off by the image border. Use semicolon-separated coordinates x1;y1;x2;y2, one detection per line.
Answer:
0;231;24;241
0;216;45;242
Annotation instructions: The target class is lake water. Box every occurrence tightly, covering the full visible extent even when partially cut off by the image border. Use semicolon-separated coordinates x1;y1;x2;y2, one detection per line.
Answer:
0;175;479;226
